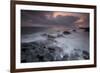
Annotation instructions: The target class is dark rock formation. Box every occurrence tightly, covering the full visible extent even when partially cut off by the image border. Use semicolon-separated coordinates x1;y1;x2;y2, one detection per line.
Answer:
63;31;71;35
79;27;89;32
21;41;64;63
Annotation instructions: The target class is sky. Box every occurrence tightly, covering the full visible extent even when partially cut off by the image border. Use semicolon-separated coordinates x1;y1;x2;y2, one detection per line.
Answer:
21;10;89;31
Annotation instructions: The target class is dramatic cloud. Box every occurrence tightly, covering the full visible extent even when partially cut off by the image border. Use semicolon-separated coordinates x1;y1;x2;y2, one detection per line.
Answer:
21;10;89;31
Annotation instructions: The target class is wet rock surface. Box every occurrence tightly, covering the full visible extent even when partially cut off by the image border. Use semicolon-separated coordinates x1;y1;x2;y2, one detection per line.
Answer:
21;39;89;63
21;30;89;63
21;41;64;62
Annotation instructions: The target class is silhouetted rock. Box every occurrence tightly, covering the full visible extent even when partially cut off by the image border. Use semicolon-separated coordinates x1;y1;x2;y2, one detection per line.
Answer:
73;29;76;32
63;31;71;35
79;27;89;32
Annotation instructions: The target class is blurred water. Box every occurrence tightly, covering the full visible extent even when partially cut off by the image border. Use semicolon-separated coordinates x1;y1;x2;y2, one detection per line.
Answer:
21;29;89;62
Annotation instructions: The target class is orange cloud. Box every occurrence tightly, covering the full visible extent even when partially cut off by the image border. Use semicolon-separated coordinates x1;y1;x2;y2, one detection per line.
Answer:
52;12;85;23
45;11;89;28
52;12;88;27
52;12;73;18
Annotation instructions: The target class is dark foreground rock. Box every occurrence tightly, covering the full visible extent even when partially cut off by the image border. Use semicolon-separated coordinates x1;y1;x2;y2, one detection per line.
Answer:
21;41;64;63
21;40;89;63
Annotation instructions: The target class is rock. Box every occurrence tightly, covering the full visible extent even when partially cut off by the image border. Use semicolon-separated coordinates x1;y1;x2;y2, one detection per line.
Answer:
82;50;89;59
36;55;44;61
79;27;89;32
73;29;76;32
62;54;69;60
69;49;82;60
43;53;55;61
21;35;89;63
63;31;71;35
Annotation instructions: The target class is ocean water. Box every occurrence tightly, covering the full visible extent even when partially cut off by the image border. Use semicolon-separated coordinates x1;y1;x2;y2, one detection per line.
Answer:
21;27;89;63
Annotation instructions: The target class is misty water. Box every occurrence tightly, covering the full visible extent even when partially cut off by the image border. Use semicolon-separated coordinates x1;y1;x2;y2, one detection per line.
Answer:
21;28;89;63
